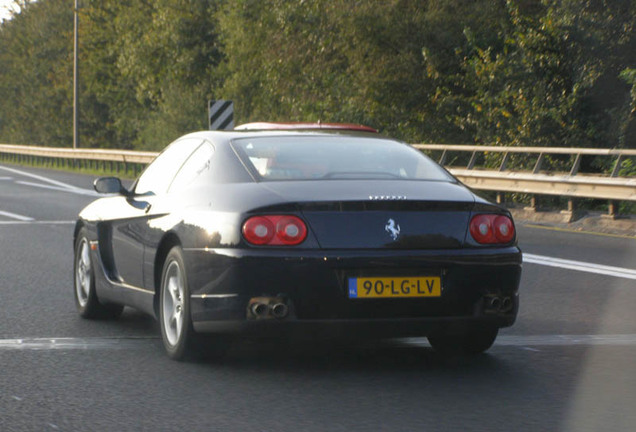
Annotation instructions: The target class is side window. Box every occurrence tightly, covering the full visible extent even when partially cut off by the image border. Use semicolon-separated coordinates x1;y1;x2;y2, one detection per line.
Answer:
134;138;202;195
169;142;215;192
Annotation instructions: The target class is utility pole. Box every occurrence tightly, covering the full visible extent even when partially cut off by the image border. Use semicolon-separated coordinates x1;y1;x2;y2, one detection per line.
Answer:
73;0;79;149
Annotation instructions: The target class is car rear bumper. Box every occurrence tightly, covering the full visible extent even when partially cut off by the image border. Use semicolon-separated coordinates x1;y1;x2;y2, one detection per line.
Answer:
184;246;522;337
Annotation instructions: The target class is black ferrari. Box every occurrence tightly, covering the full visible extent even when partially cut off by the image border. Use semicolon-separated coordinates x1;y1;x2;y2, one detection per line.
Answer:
73;123;522;360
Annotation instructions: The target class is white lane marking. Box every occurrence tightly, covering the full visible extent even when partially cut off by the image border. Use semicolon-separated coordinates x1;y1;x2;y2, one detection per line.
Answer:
0;210;34;221
524;253;636;280
0;220;75;225
399;334;636;347
15;180;98;196
0;176;14;180
0;164;95;195
496;334;636;346
0;337;158;350
1;335;636;351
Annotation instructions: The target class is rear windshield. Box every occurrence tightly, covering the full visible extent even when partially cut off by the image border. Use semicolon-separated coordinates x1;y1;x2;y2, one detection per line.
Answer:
231;136;453;182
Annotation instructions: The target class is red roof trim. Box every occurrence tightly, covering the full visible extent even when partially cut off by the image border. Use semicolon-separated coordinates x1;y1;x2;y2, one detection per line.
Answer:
234;122;378;133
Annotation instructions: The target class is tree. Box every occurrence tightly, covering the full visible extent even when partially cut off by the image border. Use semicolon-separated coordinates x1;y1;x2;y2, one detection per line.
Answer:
0;0;73;147
1;0;633;152
217;0;509;143
82;0;223;149
431;0;636;151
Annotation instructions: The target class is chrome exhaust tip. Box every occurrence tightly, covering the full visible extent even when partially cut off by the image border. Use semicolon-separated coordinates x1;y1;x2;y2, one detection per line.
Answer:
250;302;269;318
501;297;512;311
247;296;290;319
271;303;289;319
489;297;502;310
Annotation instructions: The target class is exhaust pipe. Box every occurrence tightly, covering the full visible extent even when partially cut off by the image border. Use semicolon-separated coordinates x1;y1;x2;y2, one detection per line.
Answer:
489;297;502;310
483;295;513;313
247;296;291;319
271;303;289;319
250;302;269;318
501;297;512;311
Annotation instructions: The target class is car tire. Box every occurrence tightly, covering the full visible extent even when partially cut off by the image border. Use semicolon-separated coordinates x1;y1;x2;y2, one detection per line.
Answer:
159;246;231;361
427;326;498;356
74;228;124;319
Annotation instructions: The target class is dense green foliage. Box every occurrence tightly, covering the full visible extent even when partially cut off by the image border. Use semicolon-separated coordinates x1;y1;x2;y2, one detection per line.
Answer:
0;0;634;151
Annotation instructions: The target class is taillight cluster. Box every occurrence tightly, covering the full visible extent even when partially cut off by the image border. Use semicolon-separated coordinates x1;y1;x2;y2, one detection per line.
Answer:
242;215;307;246
469;214;515;244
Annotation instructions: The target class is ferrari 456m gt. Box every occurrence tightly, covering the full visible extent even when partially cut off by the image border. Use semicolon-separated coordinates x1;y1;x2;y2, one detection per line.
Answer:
73;123;522;360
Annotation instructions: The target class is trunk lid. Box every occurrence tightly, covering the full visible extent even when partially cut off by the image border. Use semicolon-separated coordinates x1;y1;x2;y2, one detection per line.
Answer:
259;180;475;249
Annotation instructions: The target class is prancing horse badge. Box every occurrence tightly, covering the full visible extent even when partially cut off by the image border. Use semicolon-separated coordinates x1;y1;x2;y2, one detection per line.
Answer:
385;219;401;241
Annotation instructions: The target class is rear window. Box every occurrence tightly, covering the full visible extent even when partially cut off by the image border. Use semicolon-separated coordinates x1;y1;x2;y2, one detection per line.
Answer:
231;136;453;182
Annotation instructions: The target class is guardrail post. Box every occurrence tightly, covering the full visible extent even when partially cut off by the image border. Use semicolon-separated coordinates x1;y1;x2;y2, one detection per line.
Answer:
499;153;509;171
605;201;620;220
438;150;447;165
610;155;624;178
467;151;478;170
533;153;544;174
569;154;582;176
525;195;538;212
560;197;581;222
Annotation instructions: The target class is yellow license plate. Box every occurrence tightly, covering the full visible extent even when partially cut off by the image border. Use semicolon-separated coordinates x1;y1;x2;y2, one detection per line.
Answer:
348;277;441;299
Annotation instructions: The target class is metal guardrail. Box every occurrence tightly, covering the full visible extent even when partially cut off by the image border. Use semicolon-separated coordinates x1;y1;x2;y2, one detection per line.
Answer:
0;144;156;176
0;144;156;163
1;143;634;209
413;144;635;203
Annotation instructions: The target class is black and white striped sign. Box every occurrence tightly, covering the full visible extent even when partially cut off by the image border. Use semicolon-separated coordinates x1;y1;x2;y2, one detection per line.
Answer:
208;100;234;130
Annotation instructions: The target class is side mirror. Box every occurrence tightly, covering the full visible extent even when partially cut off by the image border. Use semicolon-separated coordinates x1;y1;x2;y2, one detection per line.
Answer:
93;177;128;195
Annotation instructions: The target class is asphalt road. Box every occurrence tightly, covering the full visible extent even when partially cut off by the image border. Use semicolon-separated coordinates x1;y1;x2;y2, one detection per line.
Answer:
1;164;635;432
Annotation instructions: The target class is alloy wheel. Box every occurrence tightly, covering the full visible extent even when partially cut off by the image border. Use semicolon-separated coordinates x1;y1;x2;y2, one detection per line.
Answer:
75;238;91;308
162;260;185;346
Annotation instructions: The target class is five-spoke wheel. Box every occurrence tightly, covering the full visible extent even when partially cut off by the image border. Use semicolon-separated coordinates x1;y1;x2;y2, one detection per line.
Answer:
159;246;197;360
161;258;186;348
75;237;92;309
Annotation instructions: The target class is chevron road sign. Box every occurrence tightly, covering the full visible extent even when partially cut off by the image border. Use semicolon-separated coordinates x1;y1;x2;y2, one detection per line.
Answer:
208;100;234;130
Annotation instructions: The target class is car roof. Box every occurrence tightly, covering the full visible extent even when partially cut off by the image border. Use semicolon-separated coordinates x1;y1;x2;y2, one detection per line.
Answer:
176;127;386;144
234;122;378;133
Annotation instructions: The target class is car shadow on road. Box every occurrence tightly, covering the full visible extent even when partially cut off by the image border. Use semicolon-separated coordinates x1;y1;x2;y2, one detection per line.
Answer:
79;307;160;336
201;337;507;374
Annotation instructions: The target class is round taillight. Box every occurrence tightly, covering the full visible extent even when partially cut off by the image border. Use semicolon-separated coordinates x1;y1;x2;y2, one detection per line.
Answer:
469;214;495;244
469;214;515;245
275;216;307;245
242;216;275;245
494;215;515;243
242;215;307;246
